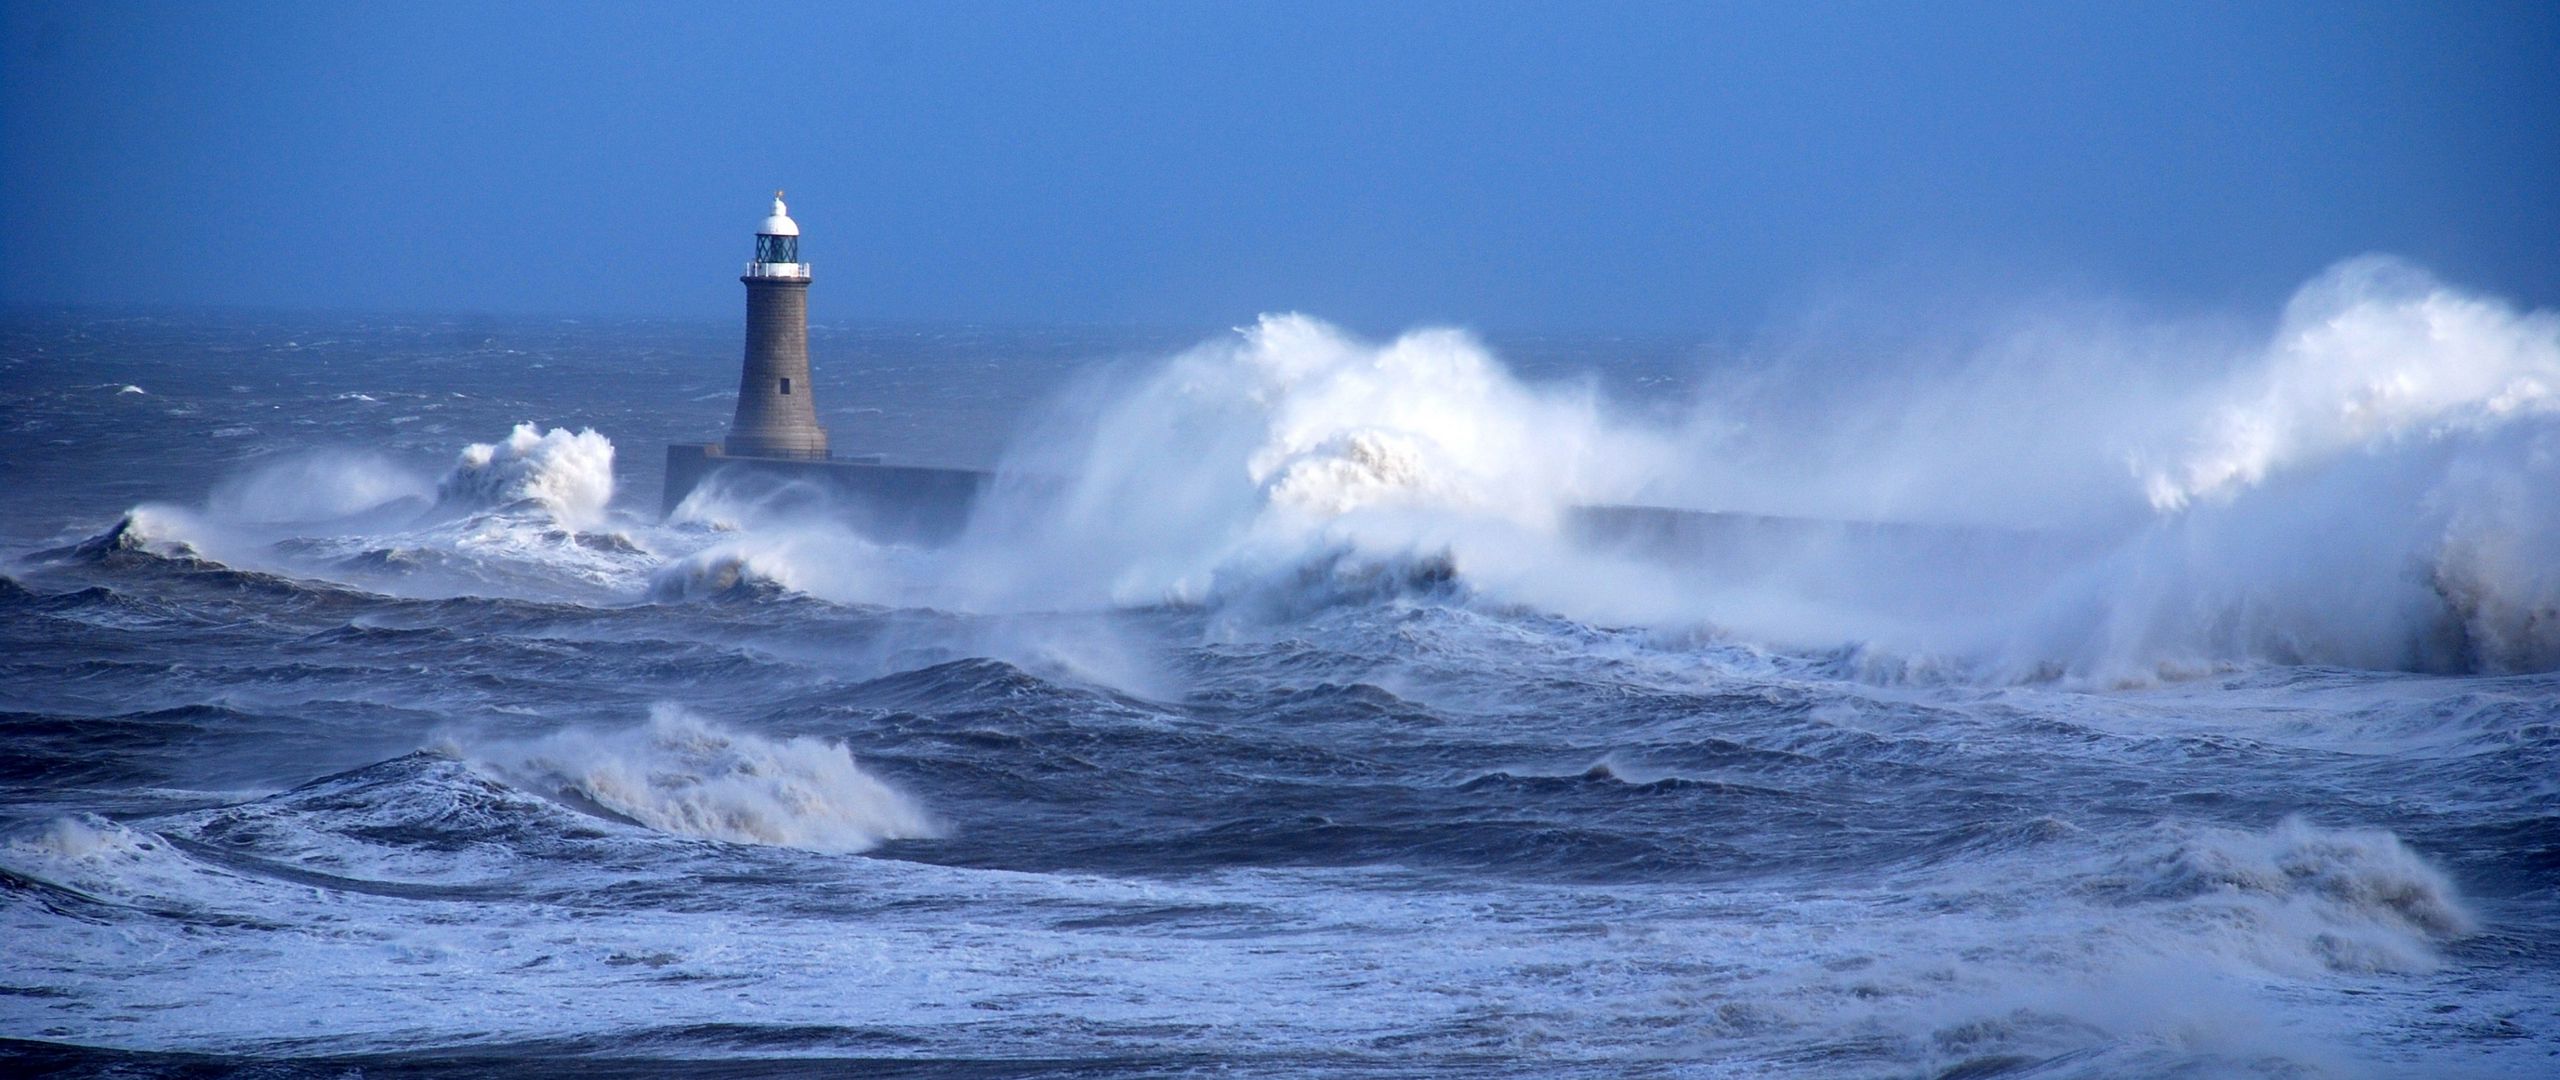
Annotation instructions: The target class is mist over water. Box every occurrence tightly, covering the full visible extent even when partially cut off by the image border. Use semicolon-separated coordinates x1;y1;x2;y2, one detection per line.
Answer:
662;256;2558;681
3;259;2555;1077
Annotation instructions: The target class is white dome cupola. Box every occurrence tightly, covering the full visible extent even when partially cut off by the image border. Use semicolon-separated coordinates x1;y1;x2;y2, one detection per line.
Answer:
758;192;800;237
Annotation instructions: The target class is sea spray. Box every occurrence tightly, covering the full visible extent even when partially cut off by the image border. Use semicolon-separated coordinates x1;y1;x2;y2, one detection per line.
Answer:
939;313;1669;611
64;504;209;563
7;307;2553;1075
2428;425;2560;671
436;423;616;529
459;704;937;852
2105;816;2476;974
2139;256;2560;512
206;451;433;525
651;264;2558;676
40;423;651;602
2004;257;2560;678
653;469;922;604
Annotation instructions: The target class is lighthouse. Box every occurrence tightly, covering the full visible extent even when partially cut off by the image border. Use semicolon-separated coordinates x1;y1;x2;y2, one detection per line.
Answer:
723;192;829;459
664;191;991;537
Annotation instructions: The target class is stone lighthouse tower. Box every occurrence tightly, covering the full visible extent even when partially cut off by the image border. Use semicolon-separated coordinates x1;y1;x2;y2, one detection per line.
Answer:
662;190;989;529
723;192;829;459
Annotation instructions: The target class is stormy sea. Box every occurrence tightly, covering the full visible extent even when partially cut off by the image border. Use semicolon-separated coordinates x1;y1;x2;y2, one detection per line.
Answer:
3;257;2555;1078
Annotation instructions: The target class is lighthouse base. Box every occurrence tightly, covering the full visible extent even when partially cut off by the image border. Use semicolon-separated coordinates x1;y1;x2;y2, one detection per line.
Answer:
663;443;990;546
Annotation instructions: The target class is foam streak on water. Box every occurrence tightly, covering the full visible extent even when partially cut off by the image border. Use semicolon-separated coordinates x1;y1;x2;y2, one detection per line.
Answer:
1;270;2554;1077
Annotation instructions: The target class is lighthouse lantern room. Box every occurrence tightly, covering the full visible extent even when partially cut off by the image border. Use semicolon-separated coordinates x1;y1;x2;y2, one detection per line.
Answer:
747;191;807;278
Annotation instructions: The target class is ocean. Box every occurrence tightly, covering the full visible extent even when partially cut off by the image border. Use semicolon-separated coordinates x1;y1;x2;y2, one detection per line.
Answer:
3;259;2555;1077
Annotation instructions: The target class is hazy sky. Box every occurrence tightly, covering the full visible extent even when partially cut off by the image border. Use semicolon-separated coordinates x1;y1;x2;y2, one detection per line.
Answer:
4;1;2554;333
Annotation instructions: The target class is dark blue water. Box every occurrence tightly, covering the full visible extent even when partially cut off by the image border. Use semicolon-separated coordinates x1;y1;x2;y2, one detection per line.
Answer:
2;306;2553;1078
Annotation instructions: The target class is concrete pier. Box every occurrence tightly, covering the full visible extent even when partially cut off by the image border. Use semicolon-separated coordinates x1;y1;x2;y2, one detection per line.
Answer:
664;443;989;545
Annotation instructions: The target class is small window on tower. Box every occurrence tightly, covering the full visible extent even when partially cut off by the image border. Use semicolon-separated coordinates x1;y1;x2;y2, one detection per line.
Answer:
780;378;792;395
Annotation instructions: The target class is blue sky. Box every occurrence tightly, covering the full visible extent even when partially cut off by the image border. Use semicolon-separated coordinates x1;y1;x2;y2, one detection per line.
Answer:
4;1;2554;332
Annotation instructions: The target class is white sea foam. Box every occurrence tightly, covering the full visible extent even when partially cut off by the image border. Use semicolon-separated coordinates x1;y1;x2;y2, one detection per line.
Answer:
7;312;2549;1075
0;813;232;910
460;705;936;852
435;422;615;529
648;544;794;600
921;314;1662;612
6;813;158;861
2108;816;2475;974
2139;257;2560;511
1229;316;1653;521
2428;432;2560;671
652;264;2554;678
1940;259;2560;677
2008;417;2560;678
56;424;652;602
653;470;917;603
80;504;208;560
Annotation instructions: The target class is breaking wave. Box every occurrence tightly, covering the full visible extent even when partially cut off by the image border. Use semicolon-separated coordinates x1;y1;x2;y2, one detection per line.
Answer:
434;423;616;529
37;261;2553;678
2104;816;2476;974
936;314;1661;611
2016;417;2560;678
2139;257;2560;512
7;812;163;863
56;504;205;563
891;264;2559;677
37;424;655;602
1980;259;2560;678
650;469;909;604
453;705;936;853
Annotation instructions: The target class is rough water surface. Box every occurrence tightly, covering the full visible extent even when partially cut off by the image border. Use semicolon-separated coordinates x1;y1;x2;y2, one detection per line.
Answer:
2;284;2554;1078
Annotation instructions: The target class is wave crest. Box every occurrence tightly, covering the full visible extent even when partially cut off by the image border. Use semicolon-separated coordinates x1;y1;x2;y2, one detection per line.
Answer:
2110;816;2473;973
436;423;615;528
460;705;935;853
61;505;205;563
2141;256;2560;512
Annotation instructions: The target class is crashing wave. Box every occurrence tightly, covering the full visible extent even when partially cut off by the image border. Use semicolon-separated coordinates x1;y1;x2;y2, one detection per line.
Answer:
648;545;798;602
936;314;1661;611
1202;544;1463;624
1223;316;1658;523
457;705;936;852
434;423;615;528
0;813;216;912
2011;416;2560;680
7;812;163;862
644;523;900;605
2423;429;2560;672
2139;257;2560;512
2099;816;2473;974
55;506;204;564
1612;256;2560;679
2003;258;2560;677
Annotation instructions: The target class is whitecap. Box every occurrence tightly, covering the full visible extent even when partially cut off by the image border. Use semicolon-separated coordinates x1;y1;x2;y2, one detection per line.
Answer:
458;704;936;853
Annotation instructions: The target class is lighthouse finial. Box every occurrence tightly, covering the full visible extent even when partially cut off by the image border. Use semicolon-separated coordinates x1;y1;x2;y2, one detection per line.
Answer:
757;191;801;239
